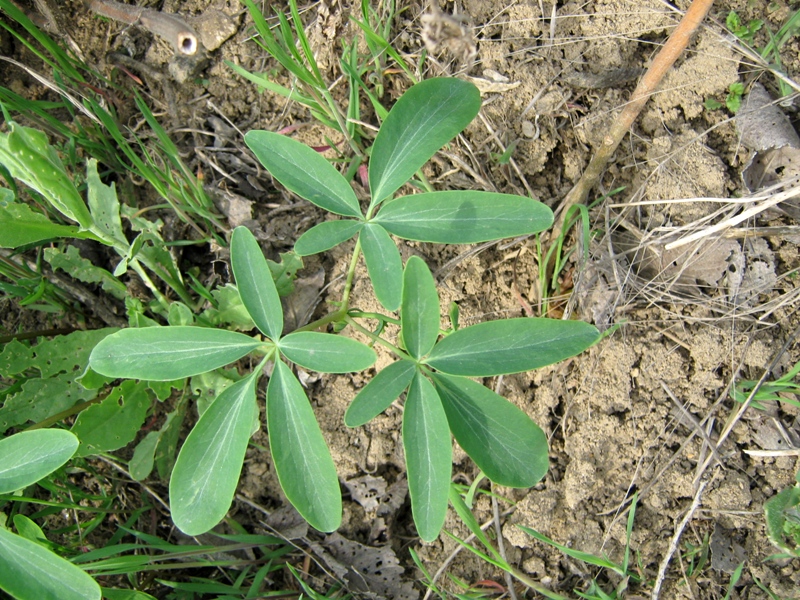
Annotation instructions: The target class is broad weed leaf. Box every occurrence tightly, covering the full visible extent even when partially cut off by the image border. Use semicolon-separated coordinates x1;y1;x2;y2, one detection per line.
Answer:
279;332;376;373
374;191;554;243
0;526;101;600
245;130;362;217
369;78;480;204
431;372;548;487
0;429;78;493
267;360;342;532
0;203;81;248
401;256;440;359
403;372;451;542
345;360;416;427
426;318;600;376
86;159;127;246
231;226;284;340
294;219;364;256
90;326;265;381
170;374;258;535
360;223;403;311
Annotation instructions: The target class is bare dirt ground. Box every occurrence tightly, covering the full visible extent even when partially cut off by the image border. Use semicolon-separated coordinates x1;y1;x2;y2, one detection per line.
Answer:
3;0;800;598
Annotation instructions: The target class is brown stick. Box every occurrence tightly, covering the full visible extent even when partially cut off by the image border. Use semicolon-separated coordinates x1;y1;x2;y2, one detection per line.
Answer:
549;0;715;244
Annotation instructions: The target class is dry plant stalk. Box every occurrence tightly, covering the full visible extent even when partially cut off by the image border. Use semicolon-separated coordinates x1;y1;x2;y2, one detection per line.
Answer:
549;0;716;247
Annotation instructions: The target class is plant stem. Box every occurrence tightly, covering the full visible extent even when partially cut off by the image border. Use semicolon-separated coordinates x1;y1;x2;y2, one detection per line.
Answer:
344;315;411;360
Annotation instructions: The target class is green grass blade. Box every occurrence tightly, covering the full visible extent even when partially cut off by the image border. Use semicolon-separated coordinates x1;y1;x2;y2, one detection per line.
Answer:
267;360;342;532
231;226;284;340
244;131;362;218
90;327;265;381
401;256;440;359
345;360;416;427
279;331;376;372
170;374;258;535
0;429;78;493
426;318;600;376
403;372;451;542
360;223;403;311
374;191;554;243
369;78;480;204
431;373;549;487
0;526;101;600
519;526;627;576
294;219;363;256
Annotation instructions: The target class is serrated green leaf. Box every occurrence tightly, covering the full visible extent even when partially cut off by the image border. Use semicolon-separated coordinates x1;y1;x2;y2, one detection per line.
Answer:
373;191;554;243
267;251;303;297
403;372;451;542
431;372;548;487
0;203;81;248
45;246;127;300
279;332;376;373
369;78;480;204
231;226;284;340
294;219;363;256
267;360;341;532
360;223;402;311
86;159;126;245
170;374;258;535
200;284;256;331
89;327;266;381
0;526;101;600
71;380;151;457
345;360;416;427
0;429;78;493
245;130;362;217
401;256;440;359
426;318;600;376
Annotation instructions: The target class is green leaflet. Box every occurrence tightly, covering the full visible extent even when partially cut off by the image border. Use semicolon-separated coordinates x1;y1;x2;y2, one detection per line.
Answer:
401;256;440;359
279;331;376;373
170;374;258;535
345;360;416;427
267;360;341;532
360;223;403;311
0;429;78;493
294;219;364;256
426;318;600;376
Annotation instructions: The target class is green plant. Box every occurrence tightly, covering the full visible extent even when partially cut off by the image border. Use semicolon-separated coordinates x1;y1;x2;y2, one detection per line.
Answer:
86;77;601;543
731;359;800;411
726;11;763;43
764;470;800;559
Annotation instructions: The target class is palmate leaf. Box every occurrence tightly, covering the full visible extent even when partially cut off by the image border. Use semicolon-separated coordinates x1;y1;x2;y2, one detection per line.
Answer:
0;429;78;494
431;372;548;487
373;191;554;243
294;219;364;256
267;360;342;532
345;360;416;427
279;331;376;373
244;130;362;218
89;327;266;381
0;526;101;600
360;223;403;311
231;226;284;340
401;256;440;359
369;78;481;204
403;372;451;542
170;374;258;535
426;318;600;376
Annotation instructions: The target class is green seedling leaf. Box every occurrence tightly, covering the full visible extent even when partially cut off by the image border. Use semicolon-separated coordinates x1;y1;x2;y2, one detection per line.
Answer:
170;374;258;535
403;372;451;542
71;380;151;457
519;526;627;576
129;431;160;481
231;226;284;340
345;360;416;427
0;526;101;600
765;485;800;555
294;219;364;256
374;191;554;243
0;429;78;493
45;246;127;300
427;318;600;376
360;223;403;311
200;283;256;331
279;332;376;373
90;326;266;381
12;515;47;547
431;372;548;487
85;159;126;246
401;256;440;359
245;130;362;218
0;122;93;229
369;78;481;204
0;203;81;248
267;251;303;297
267;360;341;532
